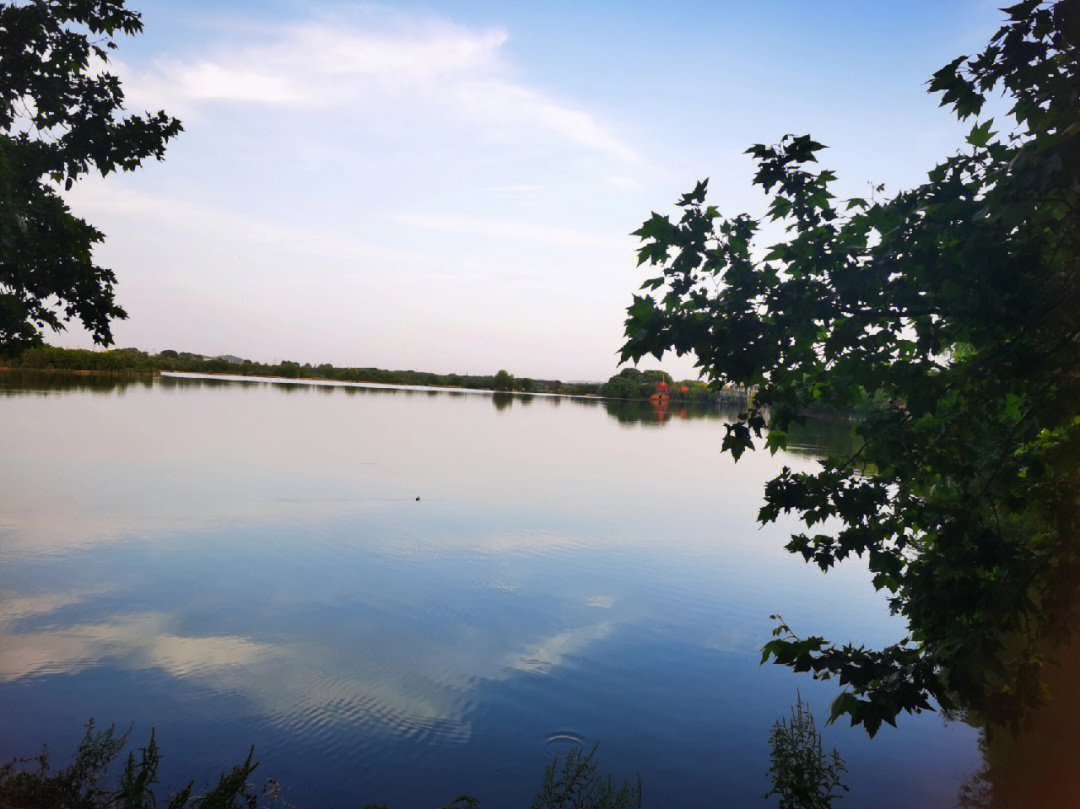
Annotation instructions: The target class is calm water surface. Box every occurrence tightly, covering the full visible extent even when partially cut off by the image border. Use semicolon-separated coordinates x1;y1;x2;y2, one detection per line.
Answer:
0;371;980;807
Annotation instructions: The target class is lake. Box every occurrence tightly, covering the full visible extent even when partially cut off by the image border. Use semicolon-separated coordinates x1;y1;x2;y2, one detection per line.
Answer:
0;371;981;807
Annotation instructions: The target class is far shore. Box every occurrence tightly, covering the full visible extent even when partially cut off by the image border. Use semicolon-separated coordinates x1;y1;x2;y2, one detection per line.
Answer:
0;365;657;404
0;365;154;378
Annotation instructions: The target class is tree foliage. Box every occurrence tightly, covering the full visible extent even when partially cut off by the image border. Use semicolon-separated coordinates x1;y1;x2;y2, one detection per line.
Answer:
623;0;1080;733
5;344;614;395
493;369;515;391
0;0;181;352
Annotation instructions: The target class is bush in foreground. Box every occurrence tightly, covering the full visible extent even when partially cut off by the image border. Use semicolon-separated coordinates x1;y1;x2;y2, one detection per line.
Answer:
0;724;642;809
3;703;846;809
766;696;848;809
0;721;258;809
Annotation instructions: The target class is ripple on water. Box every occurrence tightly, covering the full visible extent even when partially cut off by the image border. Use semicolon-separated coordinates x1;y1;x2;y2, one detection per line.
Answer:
544;731;585;756
264;665;474;759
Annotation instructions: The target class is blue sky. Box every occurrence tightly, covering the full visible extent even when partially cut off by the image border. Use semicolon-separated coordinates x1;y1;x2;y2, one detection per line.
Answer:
62;1;1002;380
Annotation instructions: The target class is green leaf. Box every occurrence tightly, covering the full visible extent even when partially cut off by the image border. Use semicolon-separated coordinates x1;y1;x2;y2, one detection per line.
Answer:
829;692;859;724
966;118;995;147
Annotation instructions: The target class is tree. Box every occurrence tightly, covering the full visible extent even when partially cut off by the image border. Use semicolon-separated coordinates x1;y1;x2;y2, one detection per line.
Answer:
0;0;181;353
623;0;1080;734
494;369;515;391
639;369;672;385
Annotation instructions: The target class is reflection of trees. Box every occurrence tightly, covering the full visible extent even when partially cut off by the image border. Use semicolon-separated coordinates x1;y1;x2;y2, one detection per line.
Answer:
3;370;859;462
600;398;736;426
590;396;861;459
783;417;860;459
158;375;262;391
0;369;152;395
489;392;536;411
957;606;1080;809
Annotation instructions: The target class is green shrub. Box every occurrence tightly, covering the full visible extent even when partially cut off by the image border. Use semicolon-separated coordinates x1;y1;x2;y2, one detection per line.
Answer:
1;726;645;809
532;746;641;809
0;721;260;809
766;696;848;809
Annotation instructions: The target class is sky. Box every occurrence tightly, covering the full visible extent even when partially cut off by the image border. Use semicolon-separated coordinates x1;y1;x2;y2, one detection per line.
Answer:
57;0;1004;381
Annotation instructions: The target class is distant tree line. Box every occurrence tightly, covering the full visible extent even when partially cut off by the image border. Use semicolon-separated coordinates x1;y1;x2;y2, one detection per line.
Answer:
1;345;735;404
599;367;725;403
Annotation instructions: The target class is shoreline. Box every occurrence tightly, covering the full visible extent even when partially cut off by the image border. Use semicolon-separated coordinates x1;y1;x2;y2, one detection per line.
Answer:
0;365;737;407
0;365;159;378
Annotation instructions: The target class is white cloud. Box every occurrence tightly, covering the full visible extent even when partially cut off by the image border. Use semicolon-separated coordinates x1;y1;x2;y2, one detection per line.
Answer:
0;590;103;622
452;79;639;163
67;182;302;243
0;611;279;681
490;184;544;195
504;621;613;674
172;61;302;103
584;594;615;608
0;589;613;745
391;211;632;250
122;12;636;163
292;21;507;81
605;175;641;190
65;182;484;279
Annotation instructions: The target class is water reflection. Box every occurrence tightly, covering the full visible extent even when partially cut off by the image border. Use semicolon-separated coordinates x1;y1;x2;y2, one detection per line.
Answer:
953;616;1080;808
0;369;854;458
0;370;976;809
0;527;630;747
600;397;725;426
0;604;278;682
0;369;155;394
